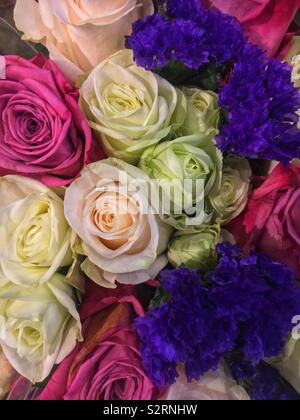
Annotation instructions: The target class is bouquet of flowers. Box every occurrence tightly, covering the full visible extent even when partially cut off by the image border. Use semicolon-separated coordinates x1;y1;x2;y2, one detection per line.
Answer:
0;0;300;401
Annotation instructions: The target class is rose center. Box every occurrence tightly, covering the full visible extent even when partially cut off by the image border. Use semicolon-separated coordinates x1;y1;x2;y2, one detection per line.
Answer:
90;191;140;250
17;201;51;263
12;320;44;361
193;95;208;112
19;113;42;138
103;83;147;115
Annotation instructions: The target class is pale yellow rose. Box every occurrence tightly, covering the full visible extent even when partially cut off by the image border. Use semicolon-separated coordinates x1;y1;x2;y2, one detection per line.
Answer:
14;0;153;83
210;157;252;224
0;273;82;384
0;176;72;288
181;88;220;139
80;49;186;164
64;158;173;288
168;224;221;271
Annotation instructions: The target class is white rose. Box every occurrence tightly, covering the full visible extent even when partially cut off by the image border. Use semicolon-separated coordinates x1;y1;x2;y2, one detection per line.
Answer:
0;176;72;288
0;273;82;383
80;49;186;164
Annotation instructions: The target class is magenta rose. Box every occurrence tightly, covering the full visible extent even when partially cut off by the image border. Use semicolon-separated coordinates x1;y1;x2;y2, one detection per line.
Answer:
37;281;159;400
0;53;103;186
227;163;300;278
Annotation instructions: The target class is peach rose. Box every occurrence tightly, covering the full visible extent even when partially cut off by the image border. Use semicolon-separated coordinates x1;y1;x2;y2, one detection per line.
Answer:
14;0;154;83
64;158;173;288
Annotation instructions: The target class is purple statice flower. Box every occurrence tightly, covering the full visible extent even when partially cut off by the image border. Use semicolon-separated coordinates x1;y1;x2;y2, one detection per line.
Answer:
127;0;246;71
125;14;171;70
135;243;300;389
217;43;300;164
204;10;245;64
169;19;209;69
166;0;207;23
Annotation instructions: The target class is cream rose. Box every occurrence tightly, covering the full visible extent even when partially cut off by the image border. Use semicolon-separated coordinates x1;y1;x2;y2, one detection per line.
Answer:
14;0;153;84
0;273;82;384
0;176;72;288
80;49;186;164
64;158;173;288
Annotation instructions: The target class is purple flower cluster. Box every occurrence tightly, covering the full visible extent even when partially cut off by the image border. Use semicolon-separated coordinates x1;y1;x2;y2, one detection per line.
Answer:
135;243;300;389
217;43;300;164
126;0;244;70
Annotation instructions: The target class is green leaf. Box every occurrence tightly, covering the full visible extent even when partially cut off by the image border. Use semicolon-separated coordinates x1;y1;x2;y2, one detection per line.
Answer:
156;60;232;92
149;286;170;309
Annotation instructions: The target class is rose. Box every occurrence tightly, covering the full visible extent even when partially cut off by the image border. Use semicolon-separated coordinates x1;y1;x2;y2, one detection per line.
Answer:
162;364;249;400
37;281;159;400
168;224;220;270
64;158;173;288
210;157;251;224
202;0;300;57
227;163;300;278
80;49;186;164
0;175;72;288
14;0;154;84
0;273;82;383
181;88;220;138
139;134;223;229
0;54;103;187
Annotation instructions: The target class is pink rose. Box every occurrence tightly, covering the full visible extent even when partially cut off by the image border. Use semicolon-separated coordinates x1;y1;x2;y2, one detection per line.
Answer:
0;53;103;186
38;281;159;400
202;0;300;57
227;163;300;278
